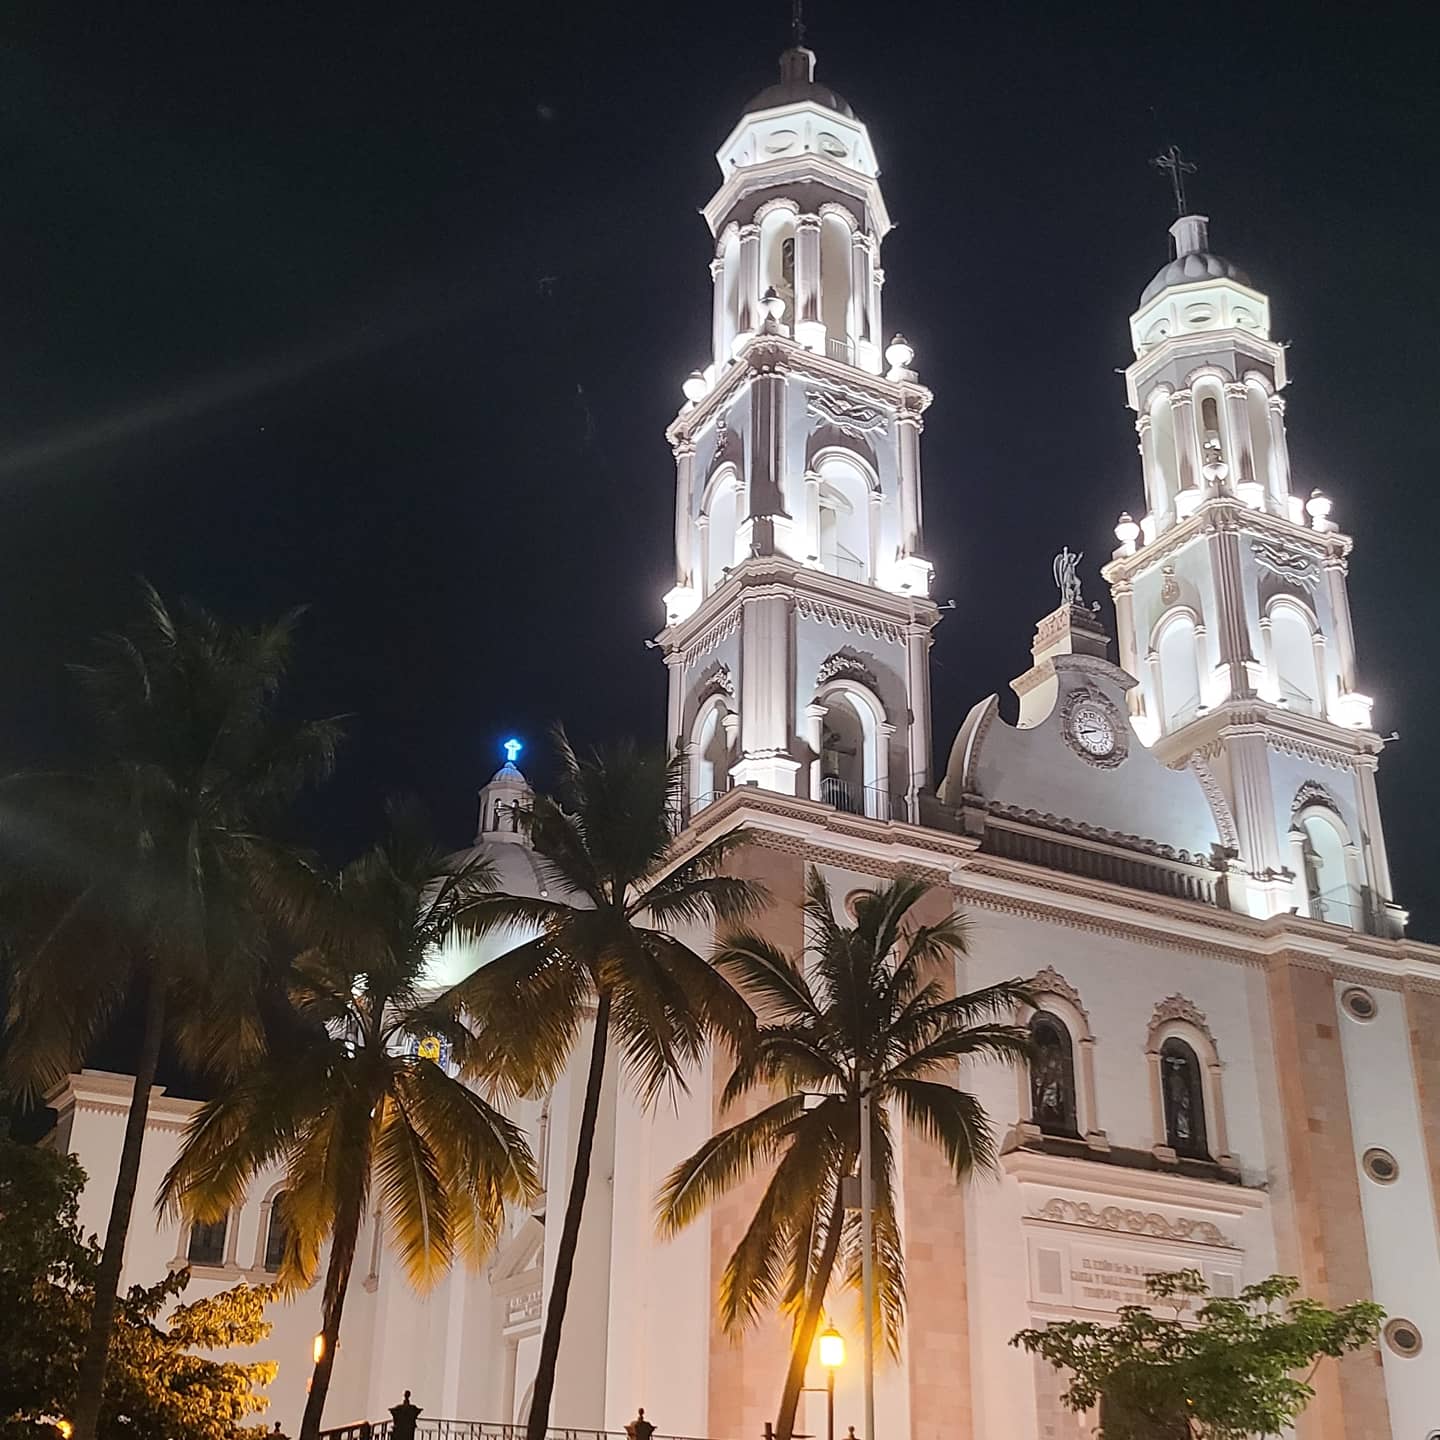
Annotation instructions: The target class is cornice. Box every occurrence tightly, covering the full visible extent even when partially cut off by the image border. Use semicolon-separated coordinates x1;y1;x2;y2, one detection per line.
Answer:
1151;701;1384;770
1003;1147;1267;1216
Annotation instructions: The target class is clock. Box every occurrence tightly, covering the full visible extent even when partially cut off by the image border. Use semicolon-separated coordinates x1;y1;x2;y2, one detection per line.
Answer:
1071;703;1115;757
1061;689;1128;768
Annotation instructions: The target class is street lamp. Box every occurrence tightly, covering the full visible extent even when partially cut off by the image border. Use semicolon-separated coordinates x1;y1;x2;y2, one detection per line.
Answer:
818;1324;845;1440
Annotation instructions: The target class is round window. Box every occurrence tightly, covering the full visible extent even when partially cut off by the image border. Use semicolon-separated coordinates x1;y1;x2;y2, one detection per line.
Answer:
1361;1147;1399;1184
1383;1318;1422;1357
1340;987;1377;1022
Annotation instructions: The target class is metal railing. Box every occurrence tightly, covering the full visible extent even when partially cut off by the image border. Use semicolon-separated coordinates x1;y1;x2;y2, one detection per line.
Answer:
825;336;854;364
818;775;895;822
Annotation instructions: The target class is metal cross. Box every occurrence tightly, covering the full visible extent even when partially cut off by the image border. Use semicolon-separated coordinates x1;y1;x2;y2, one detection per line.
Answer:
1150;144;1198;217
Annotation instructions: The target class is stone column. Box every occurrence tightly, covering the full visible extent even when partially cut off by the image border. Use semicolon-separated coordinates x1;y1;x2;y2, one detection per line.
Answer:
1205;512;1255;698
1172;391;1200;495
795;214;821;329
709;255;726;367
734;587;799;794
849;228;871;348
1136;412;1162;521
1322;555;1358;695
665;650;685;759
1267;394;1294;502
1223;381;1254;485
905;618;933;804
673;440;695;589
1354;755;1394;904
736;224;760;339
897;406;923;555
746;368;787;550
1112;580;1142;714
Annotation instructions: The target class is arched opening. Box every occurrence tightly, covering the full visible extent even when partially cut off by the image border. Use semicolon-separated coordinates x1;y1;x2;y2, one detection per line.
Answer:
187;1212;229;1267
1246;380;1276;501
719;230;741;360
1270;602;1319;714
1299;809;1358;927
820;213;852;356
1028;1012;1078;1137
263;1191;290;1273
813;682;887;819
702;466;744;595
760;207;797;326
812;452;873;583
691;700;731;813
1193;376;1227;474
1149;391;1180;516
1156;612;1202;729
1160;1038;1209;1159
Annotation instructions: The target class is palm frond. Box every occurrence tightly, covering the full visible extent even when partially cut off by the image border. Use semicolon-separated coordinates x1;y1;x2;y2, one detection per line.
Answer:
713;931;822;1026
889;1077;1001;1179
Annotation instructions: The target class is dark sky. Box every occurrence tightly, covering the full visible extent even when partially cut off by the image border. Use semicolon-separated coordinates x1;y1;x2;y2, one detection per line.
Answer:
2;1;1437;931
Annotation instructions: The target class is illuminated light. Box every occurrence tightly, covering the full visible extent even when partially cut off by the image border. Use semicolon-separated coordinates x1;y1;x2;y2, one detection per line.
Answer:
682;371;707;403
761;287;786;322
417;1036;442;1063
502;738;523;765
56;1423;74;1439
313;1332;326;1365
818;1325;845;1369
1114;512;1140;549
884;335;914;372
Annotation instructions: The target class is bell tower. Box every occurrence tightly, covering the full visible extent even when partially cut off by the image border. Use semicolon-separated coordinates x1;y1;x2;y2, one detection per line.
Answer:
657;42;938;824
1102;172;1403;934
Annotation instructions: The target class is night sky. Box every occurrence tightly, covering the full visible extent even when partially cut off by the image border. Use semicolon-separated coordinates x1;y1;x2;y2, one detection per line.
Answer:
2;2;1437;931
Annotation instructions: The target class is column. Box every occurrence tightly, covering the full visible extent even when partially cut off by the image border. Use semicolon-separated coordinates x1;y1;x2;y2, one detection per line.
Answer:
1205;516;1255;698
1322;556;1358;695
795;214;821;335
709;255;726;368
1136;413;1162;522
1228;730;1283;894
869;263;884;349
1112;580;1141;714
665;650;685;758
1172;391;1200;496
897;408;923;554
849;228;871;348
1354;755;1394;904
736;224;760;341
747;370;787;549
1266;395;1294;502
733;590;800;794
1223;382;1254;487
673;440;695;588
905;618;933;805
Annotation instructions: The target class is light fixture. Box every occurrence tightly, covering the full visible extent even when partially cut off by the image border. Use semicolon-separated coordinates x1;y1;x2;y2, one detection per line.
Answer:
819;1324;845;1369
762;287;786;321
313;1332;327;1365
1114;512;1140;547
1306;488;1333;524
682;370;707;403
884;335;914;372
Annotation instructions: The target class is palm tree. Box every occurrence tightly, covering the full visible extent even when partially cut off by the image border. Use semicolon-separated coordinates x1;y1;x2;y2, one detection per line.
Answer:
657;869;1032;1440
450;733;764;1440
0;585;341;1440
160;799;539;1440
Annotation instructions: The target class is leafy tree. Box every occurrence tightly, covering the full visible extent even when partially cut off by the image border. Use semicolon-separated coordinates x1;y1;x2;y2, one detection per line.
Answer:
160;801;539;1440
657;870;1031;1440
1;586;341;1440
1012;1268;1384;1439
450;734;764;1440
0;1130;275;1440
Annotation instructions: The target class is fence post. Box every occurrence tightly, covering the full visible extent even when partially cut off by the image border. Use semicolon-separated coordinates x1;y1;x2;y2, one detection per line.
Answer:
390;1392;422;1440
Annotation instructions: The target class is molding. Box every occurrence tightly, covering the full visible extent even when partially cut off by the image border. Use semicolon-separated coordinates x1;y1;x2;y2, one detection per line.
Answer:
805;387;890;437
1291;779;1341;817
1029;967;1091;1024
1028;1196;1238;1250
816;648;879;689
1003;1147;1267;1214
986;804;1212;868
795;594;905;644
1188;755;1240;850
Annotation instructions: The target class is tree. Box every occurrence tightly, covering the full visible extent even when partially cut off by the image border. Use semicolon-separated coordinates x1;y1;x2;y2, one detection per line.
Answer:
0;1130;276;1440
450;733;764;1440
1;586;341;1440
159;800;539;1440
657;870;1031;1440
1012;1269;1385;1439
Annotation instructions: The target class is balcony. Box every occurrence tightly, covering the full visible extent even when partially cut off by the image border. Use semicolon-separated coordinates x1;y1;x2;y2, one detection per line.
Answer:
819;774;897;822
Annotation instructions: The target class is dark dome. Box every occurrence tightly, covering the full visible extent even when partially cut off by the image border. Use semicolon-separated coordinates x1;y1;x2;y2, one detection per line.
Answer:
744;47;857;122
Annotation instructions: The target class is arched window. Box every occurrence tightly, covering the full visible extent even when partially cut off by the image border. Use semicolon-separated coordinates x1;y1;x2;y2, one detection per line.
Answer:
263;1192;290;1273
1269;602;1319;715
1298;808;1358;927
701;467;744;595
1160;1038;1209;1159
811;452;874;583
1156;612;1202;729
1028;1012;1078;1137
819;212;852;354
817;484;864;582
187;1213;229;1267
1148;391;1180;515
759;207;797;324
691;699;731;813
811;681;889;820
1246;380;1276;501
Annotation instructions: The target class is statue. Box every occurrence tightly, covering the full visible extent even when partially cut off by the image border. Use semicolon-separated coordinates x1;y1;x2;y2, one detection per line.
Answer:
1052;547;1085;607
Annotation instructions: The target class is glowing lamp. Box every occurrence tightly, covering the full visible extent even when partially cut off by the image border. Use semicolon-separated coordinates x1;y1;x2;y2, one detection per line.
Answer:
682;370;707;403
1306;488;1333;524
1114;512;1140;547
56;1424;73;1439
502;737;523;765
313;1332;327;1365
761;287;786;321
885;335;914;372
818;1325;845;1369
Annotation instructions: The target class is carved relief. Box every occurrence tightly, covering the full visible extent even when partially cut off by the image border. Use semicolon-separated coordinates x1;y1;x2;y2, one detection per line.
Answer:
1148;994;1215;1050
805;388;889;438
1030;1197;1235;1249
795;596;904;644
1251;537;1319;589
1291;779;1340;816
1029;967;1091;1024
816;648;879;689
696;661;734;700
1189;755;1240;851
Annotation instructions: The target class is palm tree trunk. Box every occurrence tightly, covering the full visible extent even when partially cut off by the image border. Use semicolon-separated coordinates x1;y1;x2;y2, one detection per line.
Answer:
71;975;167;1440
297;1174;368;1440
775;1183;849;1440
524;991;613;1440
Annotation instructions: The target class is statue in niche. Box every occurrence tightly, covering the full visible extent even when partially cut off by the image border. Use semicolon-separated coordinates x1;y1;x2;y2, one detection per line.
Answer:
1028;1013;1077;1136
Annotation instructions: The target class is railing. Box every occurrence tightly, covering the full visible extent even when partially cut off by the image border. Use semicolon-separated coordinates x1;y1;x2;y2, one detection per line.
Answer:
322;1423;712;1440
825;336;854;364
818;775;896;822
818;552;867;583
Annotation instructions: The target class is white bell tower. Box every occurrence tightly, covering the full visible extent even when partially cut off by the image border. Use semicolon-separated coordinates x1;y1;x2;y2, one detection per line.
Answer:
1102;170;1402;934
656;40;938;824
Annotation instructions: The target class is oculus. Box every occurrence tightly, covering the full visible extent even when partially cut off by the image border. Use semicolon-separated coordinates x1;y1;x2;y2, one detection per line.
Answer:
1340;986;1377;1022
1362;1147;1399;1184
1384;1319;1423;1358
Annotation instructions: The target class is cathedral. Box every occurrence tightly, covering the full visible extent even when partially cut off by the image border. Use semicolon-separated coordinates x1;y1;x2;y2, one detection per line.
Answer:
50;39;1440;1440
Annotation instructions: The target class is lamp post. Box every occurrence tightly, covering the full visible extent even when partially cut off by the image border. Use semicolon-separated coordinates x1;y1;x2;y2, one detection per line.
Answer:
858;1067;876;1440
818;1324;845;1440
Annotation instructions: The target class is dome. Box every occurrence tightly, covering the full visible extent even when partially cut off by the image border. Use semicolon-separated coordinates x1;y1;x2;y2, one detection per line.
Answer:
1139;214;1250;306
743;46;857;122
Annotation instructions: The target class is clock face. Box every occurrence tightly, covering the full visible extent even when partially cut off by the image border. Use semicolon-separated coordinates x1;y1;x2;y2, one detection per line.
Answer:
1071;703;1116;757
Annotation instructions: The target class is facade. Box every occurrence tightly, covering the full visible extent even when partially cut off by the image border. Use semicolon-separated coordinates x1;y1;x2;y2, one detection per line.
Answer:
49;42;1440;1440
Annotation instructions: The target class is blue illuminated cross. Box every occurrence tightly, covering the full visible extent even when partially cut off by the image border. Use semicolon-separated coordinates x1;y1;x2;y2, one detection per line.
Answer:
502;737;523;764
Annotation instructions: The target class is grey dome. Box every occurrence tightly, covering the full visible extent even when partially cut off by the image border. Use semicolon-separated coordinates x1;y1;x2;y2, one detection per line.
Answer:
745;47;857;122
1139;214;1250;306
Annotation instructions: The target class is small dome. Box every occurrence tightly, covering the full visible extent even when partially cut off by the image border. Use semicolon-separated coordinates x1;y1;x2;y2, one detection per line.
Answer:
1139;214;1250;306
744;46;857;122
